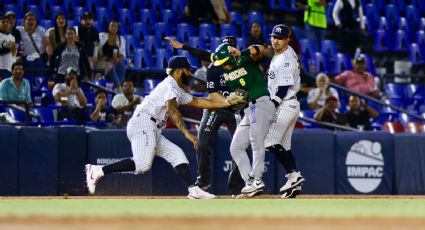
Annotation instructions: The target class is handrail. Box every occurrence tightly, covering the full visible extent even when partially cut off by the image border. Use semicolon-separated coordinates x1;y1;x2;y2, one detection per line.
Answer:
298;116;361;132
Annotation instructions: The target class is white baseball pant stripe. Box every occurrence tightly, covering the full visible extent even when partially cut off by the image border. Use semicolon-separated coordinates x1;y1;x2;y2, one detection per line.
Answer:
127;113;189;174
265;98;300;150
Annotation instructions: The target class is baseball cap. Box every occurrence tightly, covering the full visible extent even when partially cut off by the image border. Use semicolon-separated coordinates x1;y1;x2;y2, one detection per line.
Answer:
221;36;237;46
66;67;78;75
81;12;93;20
168;56;195;69
5;11;16;18
354;54;366;63
269;24;291;39
325;96;338;103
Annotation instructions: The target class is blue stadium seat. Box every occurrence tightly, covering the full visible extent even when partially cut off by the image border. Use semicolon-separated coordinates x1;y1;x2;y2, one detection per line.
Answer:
4;5;22;19
133;48;154;69
210;37;222;52
320;40;338;60
172;0;186;16
73;7;85;23
220;24;238;37
64;0;81;13
299;39;317;60
161;9;177;26
409;43;425;66
154;22;173;40
269;0;291;10
199;23;217;42
370;0;386;12
312;52;330;74
188;36;207;50
107;0;125;12
291;26;304;39
31;107;55;125
406;84;425;100
124;35;140;57
385;83;406;99
177;23;195;43
236;37;245;49
363;54;377;76
118;8;136;27
230;11;244;27
92;21;105;32
150;0;167;12
390;0;406;14
381;99;402;115
299;110;318;128
393;30;410;52
416;30;425;46
129;0;148;12
364;4;380;33
248;12;266;28
140;9;157;26
411;0;425;14
26;5;45;20
156;48;173;69
373;29;391;52
377;17;388;31
86;0;107;13
5;107;27;123
420;18;425;31
95;7;112;25
133;22;150;44
50;6;66;21
325;1;334;25
330;53;352;75
385;4;400;29
406;5;421;31
40;20;52;29
144;35;161;55
177;50;200;68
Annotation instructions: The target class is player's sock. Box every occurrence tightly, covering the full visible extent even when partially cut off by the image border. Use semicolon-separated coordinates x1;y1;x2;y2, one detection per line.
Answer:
268;145;297;172
174;163;194;187
102;158;136;174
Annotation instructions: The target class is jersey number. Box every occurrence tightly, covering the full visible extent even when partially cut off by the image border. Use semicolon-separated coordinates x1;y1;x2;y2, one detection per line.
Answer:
239;78;246;86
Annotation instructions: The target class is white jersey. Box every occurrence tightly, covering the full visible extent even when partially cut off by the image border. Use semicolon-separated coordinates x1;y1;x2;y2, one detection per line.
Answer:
133;76;193;121
267;46;300;100
0;32;16;71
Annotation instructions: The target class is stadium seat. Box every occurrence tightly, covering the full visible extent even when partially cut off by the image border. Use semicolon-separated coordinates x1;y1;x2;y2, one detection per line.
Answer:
199;23;217;42
177;23;195;43
154;22;173;41
118;8;136;27
321;40;338;59
409;43;425;66
312;52;330;74
411;0;425;14
220;24;238;37
391;0;406;13
397;17;412;36
210;37;222;52
171;0;186;16
50;5;66;21
364;4;380;33
107;0;125;12
299;39;317;60
230;11;244;27
188;36;207;50
150;0;167;12
40;20;52;29
406;5;421;31
73;7;85;23
124;35;140;57
248;11;266;27
330;53;352;75
370;0;386;12
92;21;105;33
291;26;305;39
383;122;405;133
381;99;401;114
405;122;425;134
406;84;425;100
236;37;245;49
95;7;112;25
393;30;409;52
161;9;177;26
64;0;80;13
385;4;400;29
144;79;162;95
374;29;391;52
420;18;425;31
363;54;377;76
133;22;150;44
5;107;27;123
26;5;45;20
140;9;157;26
86;0;107;13
177;50;200;68
144;35;161;55
416;30;425;46
298;110;318;128
156;48;173;69
133;48;154;69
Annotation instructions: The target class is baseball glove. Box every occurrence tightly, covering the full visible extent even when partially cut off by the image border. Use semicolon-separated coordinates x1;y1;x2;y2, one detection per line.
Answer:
227;88;248;110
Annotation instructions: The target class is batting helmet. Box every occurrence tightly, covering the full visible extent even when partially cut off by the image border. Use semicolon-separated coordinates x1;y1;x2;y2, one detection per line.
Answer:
213;43;237;66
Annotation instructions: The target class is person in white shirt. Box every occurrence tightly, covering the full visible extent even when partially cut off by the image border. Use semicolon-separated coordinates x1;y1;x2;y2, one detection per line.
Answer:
0;15;16;79
85;56;240;199
111;79;142;128
307;73;339;110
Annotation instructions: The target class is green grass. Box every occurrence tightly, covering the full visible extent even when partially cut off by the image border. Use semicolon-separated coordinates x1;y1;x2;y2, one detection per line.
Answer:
1;199;425;218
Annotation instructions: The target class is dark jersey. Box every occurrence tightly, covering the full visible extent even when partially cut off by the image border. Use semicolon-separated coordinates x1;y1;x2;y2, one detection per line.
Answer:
345;109;371;130
206;65;232;97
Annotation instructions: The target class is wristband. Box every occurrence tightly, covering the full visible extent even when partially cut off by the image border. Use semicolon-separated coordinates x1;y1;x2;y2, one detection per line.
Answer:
241;49;250;56
252;45;260;55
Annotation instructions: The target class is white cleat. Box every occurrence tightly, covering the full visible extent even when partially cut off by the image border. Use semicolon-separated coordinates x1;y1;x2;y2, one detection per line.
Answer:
187;186;216;199
281;185;302;199
241;178;265;194
85;164;104;194
280;171;305;193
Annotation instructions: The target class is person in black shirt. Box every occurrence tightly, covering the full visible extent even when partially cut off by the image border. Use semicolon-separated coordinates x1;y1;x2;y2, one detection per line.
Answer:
90;89;119;128
245;21;272;73
5;11;21;46
344;95;379;131
314;95;348;130
76;12;100;71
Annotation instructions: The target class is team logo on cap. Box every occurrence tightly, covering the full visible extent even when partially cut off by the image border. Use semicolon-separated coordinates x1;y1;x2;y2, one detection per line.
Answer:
275;27;282;33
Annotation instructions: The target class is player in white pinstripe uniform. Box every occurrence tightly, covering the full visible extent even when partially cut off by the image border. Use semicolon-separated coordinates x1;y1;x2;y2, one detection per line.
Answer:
85;56;239;199
265;24;305;198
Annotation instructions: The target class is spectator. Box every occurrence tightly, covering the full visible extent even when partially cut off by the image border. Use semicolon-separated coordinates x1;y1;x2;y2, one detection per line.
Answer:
0;15;17;80
185;0;219;25
97;20;126;90
191;60;209;93
50;27;91;83
245;21;272;73
45;13;67;57
90;90;119;126
210;0;231;24
111;79;142;128
344;95;378;131
75;12;99;71
5;11;21;46
0;62;32;106
314;95;348;130
16;12;49;75
304;0;327;51
307;73;339;110
52;67;87;124
334;54;380;98
332;0;366;55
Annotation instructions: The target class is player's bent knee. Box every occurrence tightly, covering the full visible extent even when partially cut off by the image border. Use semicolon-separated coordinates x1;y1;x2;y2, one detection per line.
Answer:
134;163;152;174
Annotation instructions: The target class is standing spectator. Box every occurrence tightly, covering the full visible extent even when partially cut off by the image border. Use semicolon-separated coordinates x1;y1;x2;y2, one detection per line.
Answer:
17;12;49;75
185;0;219;25
0;15;17;80
90;89;119;126
307;73;339;110
314;95;348;130
50;27;91;83
52;67;87;124
76;12;99;71
304;0;327;51
210;0;231;24
332;0;366;55
0;62;32;106
344;95;378;131
111;79;142;128
334;54;380;98
45;13;67;58
97;20;126;90
5;11;21;46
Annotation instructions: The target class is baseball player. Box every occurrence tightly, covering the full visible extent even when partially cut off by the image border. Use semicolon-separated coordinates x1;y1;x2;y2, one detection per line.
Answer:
213;43;277;197
85;56;246;199
265;24;305;198
165;36;245;196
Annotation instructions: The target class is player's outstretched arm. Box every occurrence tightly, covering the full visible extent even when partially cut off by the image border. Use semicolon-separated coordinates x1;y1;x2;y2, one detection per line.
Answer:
228;45;265;61
186;97;230;109
165;36;212;62
166;98;198;150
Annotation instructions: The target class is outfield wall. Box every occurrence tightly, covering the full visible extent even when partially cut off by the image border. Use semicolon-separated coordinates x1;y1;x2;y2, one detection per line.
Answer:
0;126;424;196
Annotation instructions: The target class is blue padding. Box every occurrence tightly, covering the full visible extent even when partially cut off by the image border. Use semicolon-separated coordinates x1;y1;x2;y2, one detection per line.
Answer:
0;125;19;195
19;127;58;195
394;134;425;194
152;129;198;195
335;132;394;194
87;130;152;195
275;129;335;194
57;127;87;195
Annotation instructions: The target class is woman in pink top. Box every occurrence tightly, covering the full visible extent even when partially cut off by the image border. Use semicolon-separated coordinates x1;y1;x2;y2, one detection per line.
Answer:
334;55;380;98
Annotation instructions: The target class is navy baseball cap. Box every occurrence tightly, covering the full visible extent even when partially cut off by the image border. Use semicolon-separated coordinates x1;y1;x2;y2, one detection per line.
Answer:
269;24;291;39
168;56;196;70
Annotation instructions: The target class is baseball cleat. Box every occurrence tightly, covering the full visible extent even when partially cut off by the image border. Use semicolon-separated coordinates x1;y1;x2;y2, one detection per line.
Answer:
235;189;264;199
187;186;216;199
85;164;104;194
281;185;302;199
241;178;265;194
279;171;305;193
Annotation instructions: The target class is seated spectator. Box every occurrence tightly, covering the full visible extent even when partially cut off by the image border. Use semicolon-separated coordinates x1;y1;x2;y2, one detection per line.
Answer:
0;62;32;107
75;12;99;71
52;67;87;124
245;21;272;72
5;11;21;46
307;73;339;110
334;54;380;98
46;13;67;58
50;27;91;83
90;90;119;127
344;95;379;131
97;20;126;90
191;60;209;93
314;95;348;130
111;79;142;128
0;15;17;80
17;12;49;75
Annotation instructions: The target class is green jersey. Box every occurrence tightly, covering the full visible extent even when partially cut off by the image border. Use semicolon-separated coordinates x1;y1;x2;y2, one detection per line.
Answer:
222;55;269;100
